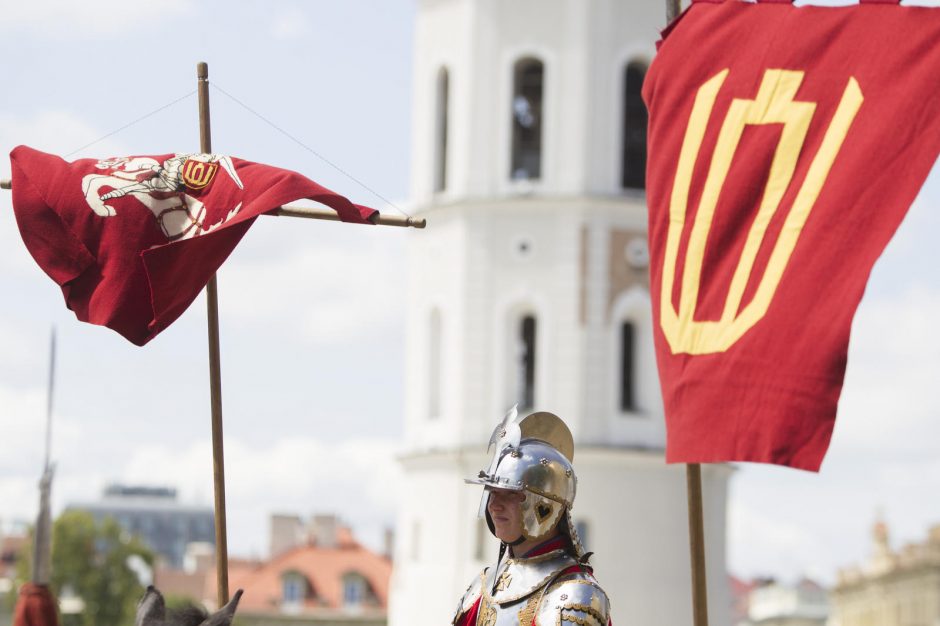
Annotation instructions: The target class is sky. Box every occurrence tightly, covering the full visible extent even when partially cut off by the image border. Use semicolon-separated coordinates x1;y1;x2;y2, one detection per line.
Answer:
0;0;938;590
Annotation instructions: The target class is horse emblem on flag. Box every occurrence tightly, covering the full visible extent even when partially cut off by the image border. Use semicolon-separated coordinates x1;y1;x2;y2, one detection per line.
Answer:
80;153;244;242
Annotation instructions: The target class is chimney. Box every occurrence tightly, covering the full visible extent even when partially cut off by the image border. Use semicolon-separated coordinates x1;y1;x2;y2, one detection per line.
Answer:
270;514;304;557
383;527;395;560
309;514;338;549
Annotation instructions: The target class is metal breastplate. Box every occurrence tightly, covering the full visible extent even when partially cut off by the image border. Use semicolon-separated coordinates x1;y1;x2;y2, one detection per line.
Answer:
475;549;581;626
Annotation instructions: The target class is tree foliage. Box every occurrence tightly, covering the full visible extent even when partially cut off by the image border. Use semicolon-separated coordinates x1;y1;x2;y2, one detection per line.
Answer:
17;510;154;626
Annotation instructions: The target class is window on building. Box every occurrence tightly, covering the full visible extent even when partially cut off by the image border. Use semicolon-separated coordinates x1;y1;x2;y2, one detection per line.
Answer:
411;521;421;561
429;308;442;419
620;321;636;412
516;315;537;410
511;58;544;180
575;520;590;553
281;572;309;611
621;61;648;189
474;517;489;561
434;67;449;192
342;573;367;608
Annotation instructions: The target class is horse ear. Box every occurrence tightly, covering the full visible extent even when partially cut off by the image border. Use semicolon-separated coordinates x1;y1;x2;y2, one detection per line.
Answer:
135;586;166;626
200;589;243;626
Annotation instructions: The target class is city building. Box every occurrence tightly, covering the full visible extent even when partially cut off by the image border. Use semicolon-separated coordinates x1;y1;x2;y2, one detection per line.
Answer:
67;484;214;568
155;514;391;626
735;577;828;626
830;519;940;626
389;2;732;626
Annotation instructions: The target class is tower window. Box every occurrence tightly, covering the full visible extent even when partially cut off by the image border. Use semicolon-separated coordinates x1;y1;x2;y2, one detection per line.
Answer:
575;520;590;553
434;67;449;192
621;61;648;190
516;315;537;410
429;308;442;419
474;517;489;561
411;521;421;561
620;321;636;411
511;58;544;181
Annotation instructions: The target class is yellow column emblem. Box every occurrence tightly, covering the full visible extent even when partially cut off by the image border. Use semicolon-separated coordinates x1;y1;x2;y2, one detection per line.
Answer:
660;68;863;355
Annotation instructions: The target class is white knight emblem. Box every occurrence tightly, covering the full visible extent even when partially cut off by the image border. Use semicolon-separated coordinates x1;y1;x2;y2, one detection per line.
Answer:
81;153;244;241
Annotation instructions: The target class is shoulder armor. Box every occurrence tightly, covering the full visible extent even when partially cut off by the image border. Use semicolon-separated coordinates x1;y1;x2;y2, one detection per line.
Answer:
535;575;610;626
452;569;486;625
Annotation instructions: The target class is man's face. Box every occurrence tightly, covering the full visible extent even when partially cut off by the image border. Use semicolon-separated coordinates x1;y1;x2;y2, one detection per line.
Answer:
486;487;526;543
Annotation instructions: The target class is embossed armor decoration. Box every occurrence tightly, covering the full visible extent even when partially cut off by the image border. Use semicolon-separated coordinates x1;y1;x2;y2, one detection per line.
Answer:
454;410;610;626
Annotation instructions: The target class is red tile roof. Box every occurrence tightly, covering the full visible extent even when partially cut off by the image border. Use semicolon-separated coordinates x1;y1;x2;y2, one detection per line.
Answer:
221;535;391;616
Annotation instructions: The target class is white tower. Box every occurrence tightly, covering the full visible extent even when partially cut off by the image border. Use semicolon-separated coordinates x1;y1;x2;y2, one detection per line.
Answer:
390;2;731;626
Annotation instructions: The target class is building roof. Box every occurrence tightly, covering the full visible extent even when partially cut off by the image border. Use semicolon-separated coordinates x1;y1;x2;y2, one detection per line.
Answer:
228;535;391;615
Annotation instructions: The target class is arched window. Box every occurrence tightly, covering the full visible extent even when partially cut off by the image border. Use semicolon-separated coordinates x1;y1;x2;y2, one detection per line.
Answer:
516;315;537;410
434;67;449;192
411;521;421;561
428;308;442;419
342;572;376;609
576;519;590;552
281;571;311;612
619;321;636;411
511;58;544;181
474;517;489;561
621;61;648;189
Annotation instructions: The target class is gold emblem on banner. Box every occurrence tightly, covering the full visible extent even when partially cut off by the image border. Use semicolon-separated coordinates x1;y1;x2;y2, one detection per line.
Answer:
182;159;219;190
660;68;863;355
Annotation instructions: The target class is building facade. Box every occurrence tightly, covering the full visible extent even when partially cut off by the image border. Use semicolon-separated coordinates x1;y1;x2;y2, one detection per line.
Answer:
154;513;391;626
830;520;940;626
739;578;828;626
389;2;732;626
67;484;214;569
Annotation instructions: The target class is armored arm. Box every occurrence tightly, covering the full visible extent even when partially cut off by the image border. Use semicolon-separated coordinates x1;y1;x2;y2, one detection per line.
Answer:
536;578;610;626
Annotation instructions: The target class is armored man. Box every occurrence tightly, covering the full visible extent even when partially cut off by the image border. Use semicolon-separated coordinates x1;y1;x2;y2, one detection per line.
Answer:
453;410;611;626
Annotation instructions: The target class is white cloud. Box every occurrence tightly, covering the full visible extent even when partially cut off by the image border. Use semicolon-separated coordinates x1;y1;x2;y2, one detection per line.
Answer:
0;0;193;38
837;285;940;456
269;9;311;40
222;227;407;345
117;435;403;557
0;110;128;163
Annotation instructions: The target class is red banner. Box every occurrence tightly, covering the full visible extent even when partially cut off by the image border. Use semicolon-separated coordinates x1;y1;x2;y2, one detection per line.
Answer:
11;146;376;346
644;0;940;470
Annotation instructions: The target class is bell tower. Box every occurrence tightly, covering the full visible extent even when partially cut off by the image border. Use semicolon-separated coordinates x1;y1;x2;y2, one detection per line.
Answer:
389;2;731;625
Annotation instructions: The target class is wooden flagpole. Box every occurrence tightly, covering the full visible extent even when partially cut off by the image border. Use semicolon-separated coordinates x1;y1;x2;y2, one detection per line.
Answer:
197;61;230;608
667;0;682;23
686;463;709;626
658;3;710;624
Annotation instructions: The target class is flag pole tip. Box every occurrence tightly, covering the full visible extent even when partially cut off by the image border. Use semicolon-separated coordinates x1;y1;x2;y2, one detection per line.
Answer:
0;179;11;190
197;62;209;79
409;217;427;229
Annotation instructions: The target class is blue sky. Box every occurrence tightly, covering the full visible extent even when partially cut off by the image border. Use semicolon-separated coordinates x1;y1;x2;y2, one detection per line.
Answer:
0;0;938;586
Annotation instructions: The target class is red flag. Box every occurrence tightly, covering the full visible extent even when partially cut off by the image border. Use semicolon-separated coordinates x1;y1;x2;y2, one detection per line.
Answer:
643;0;940;470
10;146;377;346
13;583;60;626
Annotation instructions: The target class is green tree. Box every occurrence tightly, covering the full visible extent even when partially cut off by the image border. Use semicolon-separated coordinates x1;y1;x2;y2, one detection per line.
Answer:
17;511;154;626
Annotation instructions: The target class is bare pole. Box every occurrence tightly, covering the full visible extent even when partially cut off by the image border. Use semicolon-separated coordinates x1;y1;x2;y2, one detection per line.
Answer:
686;463;709;626
31;327;56;585
198;61;230;608
0;180;425;229
43;327;56;471
667;0;682;24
